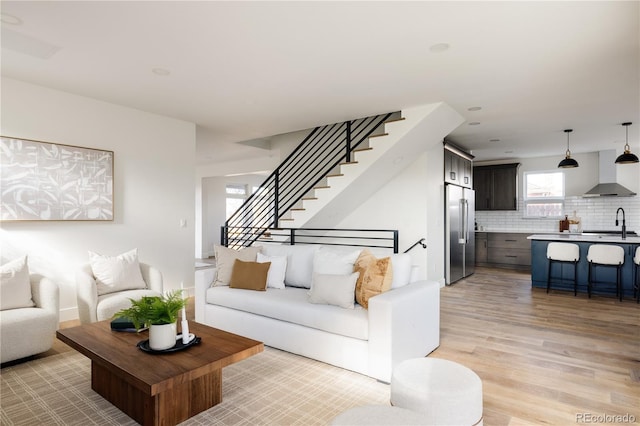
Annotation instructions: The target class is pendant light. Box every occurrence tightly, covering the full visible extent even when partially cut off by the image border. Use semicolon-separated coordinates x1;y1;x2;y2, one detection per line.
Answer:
558;129;579;168
614;122;639;164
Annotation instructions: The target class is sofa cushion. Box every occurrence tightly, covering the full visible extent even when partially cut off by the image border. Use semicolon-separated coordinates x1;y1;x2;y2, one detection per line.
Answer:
89;249;147;295
229;260;270;291
1;256;35;310
213;245;261;287
258;244;319;288
354;250;393;309
308;272;359;309
313;248;361;275
205;285;369;340
257;253;287;289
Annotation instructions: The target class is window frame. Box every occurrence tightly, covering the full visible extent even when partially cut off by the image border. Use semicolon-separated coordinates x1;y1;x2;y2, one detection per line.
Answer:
522;170;565;219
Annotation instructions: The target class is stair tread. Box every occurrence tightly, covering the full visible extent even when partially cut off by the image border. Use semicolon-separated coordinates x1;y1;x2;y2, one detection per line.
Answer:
353;147;373;152
369;133;389;138
326;173;344;178
314;185;330;189
290;208;305;211
340;161;358;165
302;197;318;201
280;218;294;221
384;117;405;124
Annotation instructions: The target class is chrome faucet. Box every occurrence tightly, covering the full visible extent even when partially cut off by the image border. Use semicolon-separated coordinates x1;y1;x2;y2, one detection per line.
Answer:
615;207;626;240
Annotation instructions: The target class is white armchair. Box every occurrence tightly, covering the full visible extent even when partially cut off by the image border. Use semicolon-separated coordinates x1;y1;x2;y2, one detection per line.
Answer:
76;262;163;324
0;274;60;364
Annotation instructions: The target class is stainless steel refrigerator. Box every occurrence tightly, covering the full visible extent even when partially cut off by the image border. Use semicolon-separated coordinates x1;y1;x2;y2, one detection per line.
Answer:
445;184;475;285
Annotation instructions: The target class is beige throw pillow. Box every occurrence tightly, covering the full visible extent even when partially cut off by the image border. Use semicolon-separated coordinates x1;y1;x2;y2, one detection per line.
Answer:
213;245;262;286
89;248;147;296
0;255;35;310
354;249;393;309
229;259;270;291
308;272;359;309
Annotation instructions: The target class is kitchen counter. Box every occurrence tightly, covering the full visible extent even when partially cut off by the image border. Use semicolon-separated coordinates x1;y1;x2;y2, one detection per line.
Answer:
528;233;640;243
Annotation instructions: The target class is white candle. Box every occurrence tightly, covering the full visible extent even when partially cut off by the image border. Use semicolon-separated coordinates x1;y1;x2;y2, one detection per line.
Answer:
180;282;189;344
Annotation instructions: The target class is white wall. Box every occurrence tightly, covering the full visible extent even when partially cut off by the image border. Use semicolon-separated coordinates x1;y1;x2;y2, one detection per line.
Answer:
1;78;196;321
336;149;445;285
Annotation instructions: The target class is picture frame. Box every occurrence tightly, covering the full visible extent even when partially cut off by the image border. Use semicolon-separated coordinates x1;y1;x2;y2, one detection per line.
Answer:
0;136;114;221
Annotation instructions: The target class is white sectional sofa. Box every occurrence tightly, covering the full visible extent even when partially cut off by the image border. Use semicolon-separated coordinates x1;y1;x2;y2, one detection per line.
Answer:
194;243;440;383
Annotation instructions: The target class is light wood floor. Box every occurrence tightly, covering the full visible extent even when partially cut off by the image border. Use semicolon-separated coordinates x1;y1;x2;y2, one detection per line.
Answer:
433;266;639;425
14;266;640;424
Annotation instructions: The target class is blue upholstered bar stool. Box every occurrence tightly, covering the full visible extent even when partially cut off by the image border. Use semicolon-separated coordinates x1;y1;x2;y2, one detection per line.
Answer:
587;245;625;301
633;247;640;304
546;242;580;295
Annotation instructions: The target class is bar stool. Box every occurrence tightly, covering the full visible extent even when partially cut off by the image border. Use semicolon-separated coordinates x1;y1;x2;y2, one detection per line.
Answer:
587;245;625;301
634;247;640;304
546;242;580;295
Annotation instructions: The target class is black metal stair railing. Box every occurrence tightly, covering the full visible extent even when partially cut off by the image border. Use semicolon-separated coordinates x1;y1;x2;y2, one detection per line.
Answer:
223;112;398;249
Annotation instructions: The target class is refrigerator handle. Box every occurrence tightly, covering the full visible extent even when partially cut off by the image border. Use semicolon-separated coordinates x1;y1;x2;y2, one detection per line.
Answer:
458;199;465;244
462;199;469;243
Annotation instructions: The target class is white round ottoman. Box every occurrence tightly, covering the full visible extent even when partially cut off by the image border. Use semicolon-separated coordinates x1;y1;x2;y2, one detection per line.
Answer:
331;405;428;425
390;358;483;426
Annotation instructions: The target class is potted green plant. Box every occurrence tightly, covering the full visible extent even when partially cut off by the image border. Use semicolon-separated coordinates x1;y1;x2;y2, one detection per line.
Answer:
114;290;187;350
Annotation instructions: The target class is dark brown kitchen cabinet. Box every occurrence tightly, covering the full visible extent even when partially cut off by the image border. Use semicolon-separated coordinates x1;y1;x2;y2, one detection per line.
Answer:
473;163;519;211
475;232;488;264
444;144;473;188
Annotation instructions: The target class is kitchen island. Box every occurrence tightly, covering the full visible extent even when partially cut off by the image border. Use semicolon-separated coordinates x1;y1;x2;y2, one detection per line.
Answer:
528;233;639;298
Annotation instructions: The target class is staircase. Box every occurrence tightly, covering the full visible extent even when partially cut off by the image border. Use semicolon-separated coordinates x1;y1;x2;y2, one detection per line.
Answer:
223;102;463;249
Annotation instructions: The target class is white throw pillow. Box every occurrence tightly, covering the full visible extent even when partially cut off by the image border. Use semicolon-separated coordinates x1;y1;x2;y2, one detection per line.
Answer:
390;253;412;288
0;255;35;310
259;244;319;288
213;245;261;286
89;249;147;296
313;248;361;275
257;253;287;289
308;272;359;309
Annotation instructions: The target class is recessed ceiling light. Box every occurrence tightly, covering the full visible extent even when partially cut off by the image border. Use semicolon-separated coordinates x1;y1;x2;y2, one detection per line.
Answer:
467;107;482;112
429;43;450;53
468;122;481;126
152;67;171;76
489;138;501;142
1;13;23;25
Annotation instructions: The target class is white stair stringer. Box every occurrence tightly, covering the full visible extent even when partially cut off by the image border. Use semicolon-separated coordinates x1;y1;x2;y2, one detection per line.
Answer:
284;102;464;229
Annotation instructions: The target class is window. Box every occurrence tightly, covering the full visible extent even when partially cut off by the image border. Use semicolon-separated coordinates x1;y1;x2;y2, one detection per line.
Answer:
523;171;564;218
225;184;247;219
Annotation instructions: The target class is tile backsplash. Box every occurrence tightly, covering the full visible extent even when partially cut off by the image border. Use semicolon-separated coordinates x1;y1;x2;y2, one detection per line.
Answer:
476;196;640;233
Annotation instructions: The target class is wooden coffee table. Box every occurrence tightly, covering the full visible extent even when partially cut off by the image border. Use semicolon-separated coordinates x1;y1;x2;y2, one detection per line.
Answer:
57;321;263;426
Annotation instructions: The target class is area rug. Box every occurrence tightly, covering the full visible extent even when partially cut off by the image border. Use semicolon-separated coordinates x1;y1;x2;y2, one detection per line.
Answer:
1;347;390;425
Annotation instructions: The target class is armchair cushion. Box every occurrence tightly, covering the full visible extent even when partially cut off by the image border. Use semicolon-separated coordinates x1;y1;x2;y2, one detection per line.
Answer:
1;255;35;310
89;248;147;295
76;261;163;323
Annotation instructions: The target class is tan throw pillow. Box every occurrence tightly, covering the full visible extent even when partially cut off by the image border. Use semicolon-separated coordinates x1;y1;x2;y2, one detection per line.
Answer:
213;245;262;286
1;255;35;310
229;259;270;291
354;249;393;309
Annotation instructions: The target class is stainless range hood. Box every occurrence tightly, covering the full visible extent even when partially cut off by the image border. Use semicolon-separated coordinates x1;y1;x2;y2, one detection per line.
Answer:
584;150;637;197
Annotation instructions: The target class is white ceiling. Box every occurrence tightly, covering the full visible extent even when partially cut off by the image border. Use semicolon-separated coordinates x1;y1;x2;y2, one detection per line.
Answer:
1;1;638;165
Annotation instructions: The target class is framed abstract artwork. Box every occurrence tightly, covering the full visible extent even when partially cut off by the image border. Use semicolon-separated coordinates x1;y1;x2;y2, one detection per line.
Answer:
0;136;114;221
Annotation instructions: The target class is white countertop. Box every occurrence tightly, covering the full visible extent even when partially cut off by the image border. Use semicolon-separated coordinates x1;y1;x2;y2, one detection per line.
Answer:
527;234;640;243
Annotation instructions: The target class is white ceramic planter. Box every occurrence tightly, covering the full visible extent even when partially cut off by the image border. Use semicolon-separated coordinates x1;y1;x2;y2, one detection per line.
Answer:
149;322;177;351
